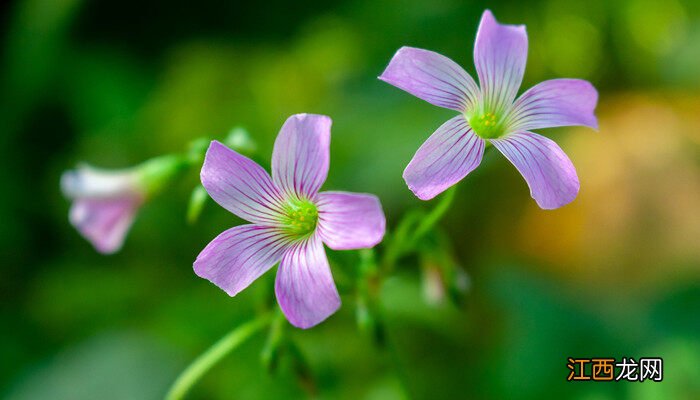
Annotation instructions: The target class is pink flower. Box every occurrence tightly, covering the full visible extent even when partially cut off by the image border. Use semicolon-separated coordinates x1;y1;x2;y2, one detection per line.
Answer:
194;114;386;328
62;155;187;254
379;10;599;209
61;165;144;254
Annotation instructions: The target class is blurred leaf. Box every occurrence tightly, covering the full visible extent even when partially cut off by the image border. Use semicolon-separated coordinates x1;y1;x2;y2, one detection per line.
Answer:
223;126;257;156
5;332;180;400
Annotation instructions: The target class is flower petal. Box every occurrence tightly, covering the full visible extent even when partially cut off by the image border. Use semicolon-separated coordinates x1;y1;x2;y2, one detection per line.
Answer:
403;116;485;200
61;165;139;198
275;235;340;329
316;191;386;250
69;197;140;254
490;131;579;209
194;224;289;296
379;46;480;112
272;114;331;199
474;10;528;114
506;79;599;131
201;141;286;225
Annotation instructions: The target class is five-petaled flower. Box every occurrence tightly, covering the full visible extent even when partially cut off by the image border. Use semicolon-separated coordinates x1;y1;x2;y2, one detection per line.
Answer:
379;10;599;209
194;114;386;328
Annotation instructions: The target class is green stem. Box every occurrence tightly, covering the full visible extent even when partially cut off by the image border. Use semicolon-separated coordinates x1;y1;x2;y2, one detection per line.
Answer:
410;186;456;243
260;309;286;371
380;210;423;272
380;187;457;273
166;312;273;400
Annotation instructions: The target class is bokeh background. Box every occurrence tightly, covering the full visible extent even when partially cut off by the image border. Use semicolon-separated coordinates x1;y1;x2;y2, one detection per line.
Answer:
1;0;699;399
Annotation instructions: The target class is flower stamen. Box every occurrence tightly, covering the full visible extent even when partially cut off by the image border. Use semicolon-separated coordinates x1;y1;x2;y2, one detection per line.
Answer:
280;198;318;239
469;111;504;139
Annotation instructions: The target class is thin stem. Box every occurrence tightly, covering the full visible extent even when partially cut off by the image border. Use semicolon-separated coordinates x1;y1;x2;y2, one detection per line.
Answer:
380;210;423;272
260;308;286;371
407;145;493;243
357;248;384;343
380;186;458;273
410;186;456;243
166;312;273;400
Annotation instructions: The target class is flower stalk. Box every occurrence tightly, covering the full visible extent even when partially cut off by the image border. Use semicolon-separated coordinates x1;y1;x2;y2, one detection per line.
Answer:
380;186;457;273
410;186;456;244
260;309;287;372
356;248;384;344
165;312;274;400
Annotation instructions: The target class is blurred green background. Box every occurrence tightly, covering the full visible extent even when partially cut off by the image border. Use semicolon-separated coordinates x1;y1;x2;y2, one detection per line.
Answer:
1;0;699;398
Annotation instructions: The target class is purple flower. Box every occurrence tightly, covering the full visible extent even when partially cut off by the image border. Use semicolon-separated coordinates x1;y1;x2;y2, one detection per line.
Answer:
62;165;144;254
62;156;187;254
379;10;598;209
194;114;386;329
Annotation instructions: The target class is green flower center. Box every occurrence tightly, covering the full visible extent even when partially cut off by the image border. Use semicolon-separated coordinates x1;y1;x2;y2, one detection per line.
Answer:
468;111;505;139
280;197;318;238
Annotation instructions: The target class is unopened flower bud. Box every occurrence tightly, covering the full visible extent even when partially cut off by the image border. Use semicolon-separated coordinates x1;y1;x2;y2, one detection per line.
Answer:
61;154;188;254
